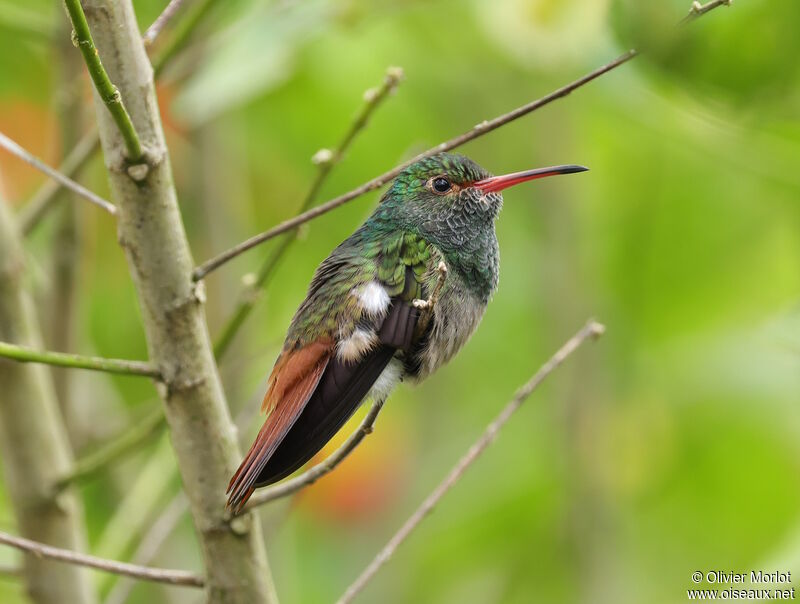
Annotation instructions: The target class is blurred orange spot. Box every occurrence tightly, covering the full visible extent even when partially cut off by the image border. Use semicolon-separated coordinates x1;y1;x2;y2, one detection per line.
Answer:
0;101;59;205
297;407;413;524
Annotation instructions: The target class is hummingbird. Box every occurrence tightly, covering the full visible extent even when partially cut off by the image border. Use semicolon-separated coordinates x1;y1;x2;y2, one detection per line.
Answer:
227;152;587;512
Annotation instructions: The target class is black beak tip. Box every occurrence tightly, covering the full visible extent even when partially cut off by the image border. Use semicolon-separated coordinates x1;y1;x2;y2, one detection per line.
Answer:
564;164;589;174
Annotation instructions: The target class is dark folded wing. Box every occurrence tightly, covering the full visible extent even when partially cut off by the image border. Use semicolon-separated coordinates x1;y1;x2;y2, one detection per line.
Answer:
252;300;420;488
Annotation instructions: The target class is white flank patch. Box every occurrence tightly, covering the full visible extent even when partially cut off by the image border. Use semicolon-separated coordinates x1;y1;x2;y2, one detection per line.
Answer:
369;358;403;402
353;281;390;316
337;328;378;363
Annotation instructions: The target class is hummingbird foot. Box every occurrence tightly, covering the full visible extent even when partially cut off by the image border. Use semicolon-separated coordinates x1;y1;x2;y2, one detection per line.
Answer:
413;261;448;313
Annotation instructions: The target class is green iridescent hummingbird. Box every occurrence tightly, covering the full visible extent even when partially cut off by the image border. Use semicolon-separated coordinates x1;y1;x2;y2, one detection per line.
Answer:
227;152;587;512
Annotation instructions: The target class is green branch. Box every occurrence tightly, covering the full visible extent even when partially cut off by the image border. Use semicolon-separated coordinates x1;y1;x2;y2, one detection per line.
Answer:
213;66;404;359
63;0;143;162
56;406;165;490
0;341;160;378
22;0;222;234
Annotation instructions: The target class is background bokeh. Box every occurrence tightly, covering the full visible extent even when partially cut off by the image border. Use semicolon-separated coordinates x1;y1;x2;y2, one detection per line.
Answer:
1;0;799;602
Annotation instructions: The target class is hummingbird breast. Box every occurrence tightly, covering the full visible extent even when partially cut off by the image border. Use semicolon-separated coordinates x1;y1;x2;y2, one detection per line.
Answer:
401;261;490;383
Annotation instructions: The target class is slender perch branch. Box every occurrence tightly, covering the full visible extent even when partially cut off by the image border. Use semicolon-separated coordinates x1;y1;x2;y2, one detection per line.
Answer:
62;0;143;162
0;131;115;215
192;51;637;280
0;530;203;588
337;320;606;604
143;0;190;46
245;396;388;510
152;0;221;76
17;130;101;234
682;0;732;23
213;66;404;359
193;0;735;281
0;341;160;378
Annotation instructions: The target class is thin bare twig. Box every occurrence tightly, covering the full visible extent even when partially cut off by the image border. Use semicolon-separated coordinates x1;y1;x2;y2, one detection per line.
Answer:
213;66;404;359
0;341;160;378
152;0;220;76
682;0;732;24
18;0;221;235
63;0;143;161
0;530;203;588
17;129;101;234
337;320;606;604
143;0;190;46
193;0;735;282
103;493;189;604
244;396;388;510
0;131;115;216
191;51;637;281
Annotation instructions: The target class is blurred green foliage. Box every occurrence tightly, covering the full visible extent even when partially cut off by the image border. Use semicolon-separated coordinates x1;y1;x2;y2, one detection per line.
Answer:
0;0;799;603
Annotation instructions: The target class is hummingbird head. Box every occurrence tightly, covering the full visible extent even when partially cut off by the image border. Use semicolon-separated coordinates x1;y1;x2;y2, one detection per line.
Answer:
372;152;587;252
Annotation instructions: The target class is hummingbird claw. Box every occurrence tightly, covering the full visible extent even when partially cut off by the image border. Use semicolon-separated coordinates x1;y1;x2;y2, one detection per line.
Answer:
413;262;448;313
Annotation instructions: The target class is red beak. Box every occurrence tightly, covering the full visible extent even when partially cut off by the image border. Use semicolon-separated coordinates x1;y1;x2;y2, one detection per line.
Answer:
473;164;588;194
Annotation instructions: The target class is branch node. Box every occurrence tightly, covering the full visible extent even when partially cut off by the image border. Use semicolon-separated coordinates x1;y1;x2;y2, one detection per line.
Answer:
312;148;334;165
228;514;251;536
385;65;405;84
165;375;207;396
126;162;150;182
588;321;606;339
192;280;207;304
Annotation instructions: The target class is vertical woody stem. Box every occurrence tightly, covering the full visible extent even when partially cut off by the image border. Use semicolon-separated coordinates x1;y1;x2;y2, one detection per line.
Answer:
0;186;96;604
80;1;277;602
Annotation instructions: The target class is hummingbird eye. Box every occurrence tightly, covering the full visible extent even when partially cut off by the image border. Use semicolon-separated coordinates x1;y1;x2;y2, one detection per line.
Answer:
431;176;452;194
